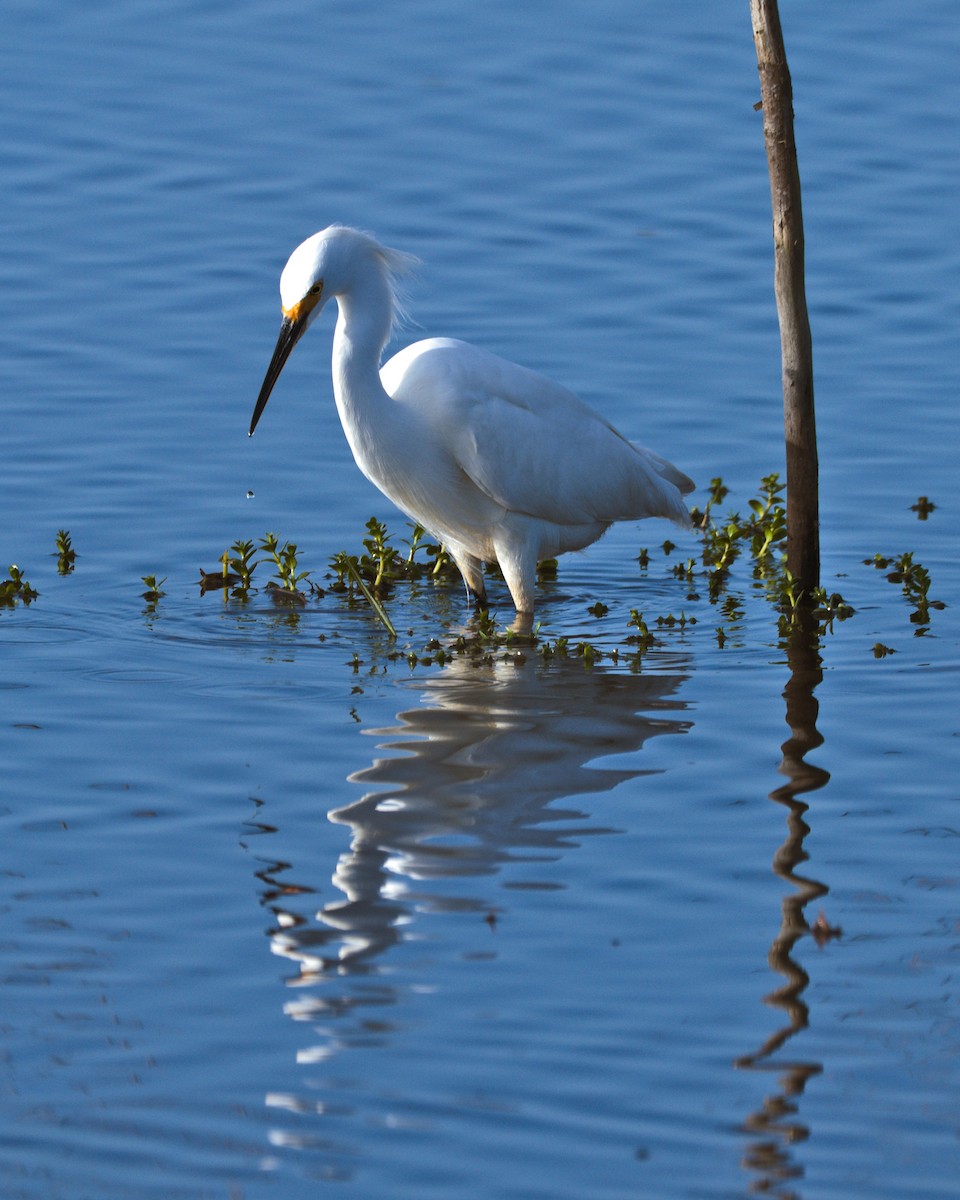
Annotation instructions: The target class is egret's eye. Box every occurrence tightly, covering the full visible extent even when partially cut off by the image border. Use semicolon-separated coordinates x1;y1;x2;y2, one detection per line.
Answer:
309;284;322;296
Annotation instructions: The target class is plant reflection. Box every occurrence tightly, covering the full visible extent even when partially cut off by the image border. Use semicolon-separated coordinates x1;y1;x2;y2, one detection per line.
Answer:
737;629;832;1198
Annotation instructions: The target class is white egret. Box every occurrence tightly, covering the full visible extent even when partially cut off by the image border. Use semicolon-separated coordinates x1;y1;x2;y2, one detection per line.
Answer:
250;226;694;619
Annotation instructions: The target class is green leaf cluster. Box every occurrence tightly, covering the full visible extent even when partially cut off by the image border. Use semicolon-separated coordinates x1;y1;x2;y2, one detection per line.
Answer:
0;564;38;608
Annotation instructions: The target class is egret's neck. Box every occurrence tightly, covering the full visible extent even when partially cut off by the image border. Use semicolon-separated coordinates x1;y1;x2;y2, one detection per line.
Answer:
328;267;402;488
330;270;393;415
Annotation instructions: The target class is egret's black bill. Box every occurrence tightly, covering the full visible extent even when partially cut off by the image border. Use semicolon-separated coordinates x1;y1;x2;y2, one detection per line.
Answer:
248;314;306;436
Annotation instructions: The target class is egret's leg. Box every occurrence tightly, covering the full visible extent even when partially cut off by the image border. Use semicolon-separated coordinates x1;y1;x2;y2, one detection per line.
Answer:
450;549;487;606
492;530;538;617
465;581;487;606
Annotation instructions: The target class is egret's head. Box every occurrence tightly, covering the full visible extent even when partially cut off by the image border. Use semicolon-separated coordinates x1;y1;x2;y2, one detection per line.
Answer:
277;231;332;328
247;228;338;437
249;226;416;437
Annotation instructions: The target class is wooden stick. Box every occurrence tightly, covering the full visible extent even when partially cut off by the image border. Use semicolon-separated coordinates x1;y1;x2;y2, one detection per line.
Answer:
751;0;820;593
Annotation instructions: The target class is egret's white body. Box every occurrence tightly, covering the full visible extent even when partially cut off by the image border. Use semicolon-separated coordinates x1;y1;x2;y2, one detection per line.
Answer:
250;225;694;617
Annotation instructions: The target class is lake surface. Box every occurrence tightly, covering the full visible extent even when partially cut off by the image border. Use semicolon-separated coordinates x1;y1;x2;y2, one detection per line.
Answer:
2;2;959;1197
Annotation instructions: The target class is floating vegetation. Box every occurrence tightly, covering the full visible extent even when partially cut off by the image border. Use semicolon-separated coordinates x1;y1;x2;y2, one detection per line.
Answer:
55;529;76;575
140;574;166;602
536;558;558;582
199;539;262;596
910;495;936;519
864;551;945;633
655;611;696;629
329;517;460;598
810;910;843;946
292;473;845;661
193;486;944;666
719;595;745;624
332;552;397;637
193;520;459;635
626;609;655;650
227;539;258;590
198;562;243;594
260;532;311;601
808;588;856;630
0;564;38;608
700;472;786;591
198;533;324;607
3;479;946;671
694;474;862;644
325;518;470;637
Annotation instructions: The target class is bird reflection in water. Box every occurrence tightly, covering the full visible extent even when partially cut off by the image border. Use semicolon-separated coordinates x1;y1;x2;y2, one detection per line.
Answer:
257;657;690;1027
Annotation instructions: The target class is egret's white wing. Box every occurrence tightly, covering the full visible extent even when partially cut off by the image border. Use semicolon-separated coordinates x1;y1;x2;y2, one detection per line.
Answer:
383;338;692;528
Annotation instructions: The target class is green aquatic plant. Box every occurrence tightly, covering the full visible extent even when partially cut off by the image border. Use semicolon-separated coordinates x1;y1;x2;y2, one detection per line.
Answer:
469;608;499;641
719;594;745;623
331;551;398;638
403;522;429;563
810;588;856;628
55;529;76;575
228;539;259;590
746;475;788;564
705;475;730;514
198;552;241;595
536;558;558;582
655;611;695;629
364;516;464;589
197;532;324;604
774;568;804;637
714;594;746;650
422;608;540;668
113;476;943;660
424;538;454;580
865;551;945;632
360;517;400;591
0;564;38;607
574;641;601;665
700;473;786;592
538;634;569;662
671;557;696;582
260;532;311;597
703;519;742;575
328;517;472;637
688;477;729;531
140;574;166;602
910;495;935;519
332;518;459;596
625;609;655;653
696;474;855;641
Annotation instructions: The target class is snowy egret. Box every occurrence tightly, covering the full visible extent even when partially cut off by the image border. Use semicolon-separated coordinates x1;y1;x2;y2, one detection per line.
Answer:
250;226;694;619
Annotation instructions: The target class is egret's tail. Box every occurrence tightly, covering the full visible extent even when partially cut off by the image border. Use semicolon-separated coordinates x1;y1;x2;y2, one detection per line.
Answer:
632;442;695;497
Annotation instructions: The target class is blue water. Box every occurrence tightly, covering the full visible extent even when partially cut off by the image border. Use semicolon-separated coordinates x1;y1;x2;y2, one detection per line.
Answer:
2;2;959;1197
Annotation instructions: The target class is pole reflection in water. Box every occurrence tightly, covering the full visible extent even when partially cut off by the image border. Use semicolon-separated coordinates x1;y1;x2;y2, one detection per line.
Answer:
738;630;833;1198
249;656;690;1159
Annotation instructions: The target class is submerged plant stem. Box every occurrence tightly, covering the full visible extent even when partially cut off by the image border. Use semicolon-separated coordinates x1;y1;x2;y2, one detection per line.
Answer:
342;554;398;639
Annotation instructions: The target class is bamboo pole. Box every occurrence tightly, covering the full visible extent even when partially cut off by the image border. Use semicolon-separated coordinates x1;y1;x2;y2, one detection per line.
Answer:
750;0;820;593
